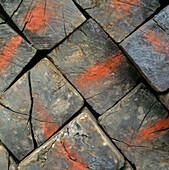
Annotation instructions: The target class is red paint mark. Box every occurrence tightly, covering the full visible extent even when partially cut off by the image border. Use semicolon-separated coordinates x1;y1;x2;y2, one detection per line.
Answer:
128;116;169;146
0;1;57;74
34;98;59;139
75;50;125;87
55;138;90;170
110;0;139;15
143;29;169;53
0;36;23;74
25;1;55;33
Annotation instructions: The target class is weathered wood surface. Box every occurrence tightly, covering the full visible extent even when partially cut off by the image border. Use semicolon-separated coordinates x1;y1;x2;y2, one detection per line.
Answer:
0;141;9;170
0;0;86;49
0;58;83;160
74;0;160;42
121;10;169;92
99;83;169;169
49;19;141;114
18;108;125;170
154;6;169;34
0;23;36;94
0;1;168;169
159;92;169;110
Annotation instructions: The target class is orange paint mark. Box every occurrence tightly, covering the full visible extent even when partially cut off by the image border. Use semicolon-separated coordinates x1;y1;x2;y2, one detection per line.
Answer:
75;50;125;87
55;138;90;170
143;29;169;53
25;1;54;33
0;36;23;74
34;99;59;139
128;116;169;146
110;0;139;15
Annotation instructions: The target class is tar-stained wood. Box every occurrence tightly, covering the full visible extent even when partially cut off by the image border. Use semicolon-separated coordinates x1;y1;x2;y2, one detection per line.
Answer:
18;108;125;170
99;83;169;169
0;23;36;94
0;58;83;160
49;19;141;114
75;0;160;42
1;0;86;49
121;18;169;92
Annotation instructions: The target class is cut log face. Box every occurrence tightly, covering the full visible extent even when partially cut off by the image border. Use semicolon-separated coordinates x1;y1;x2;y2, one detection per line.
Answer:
0;23;36;94
99;83;169;170
0;0;21;16
74;0;160;42
49;19;141;114
0;141;17;169
0;142;9;170
121;18;169;92
1;0;86;49
159;92;169;110
18;108;125;170
0;58;83;160
154;6;169;34
0;1;168;169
